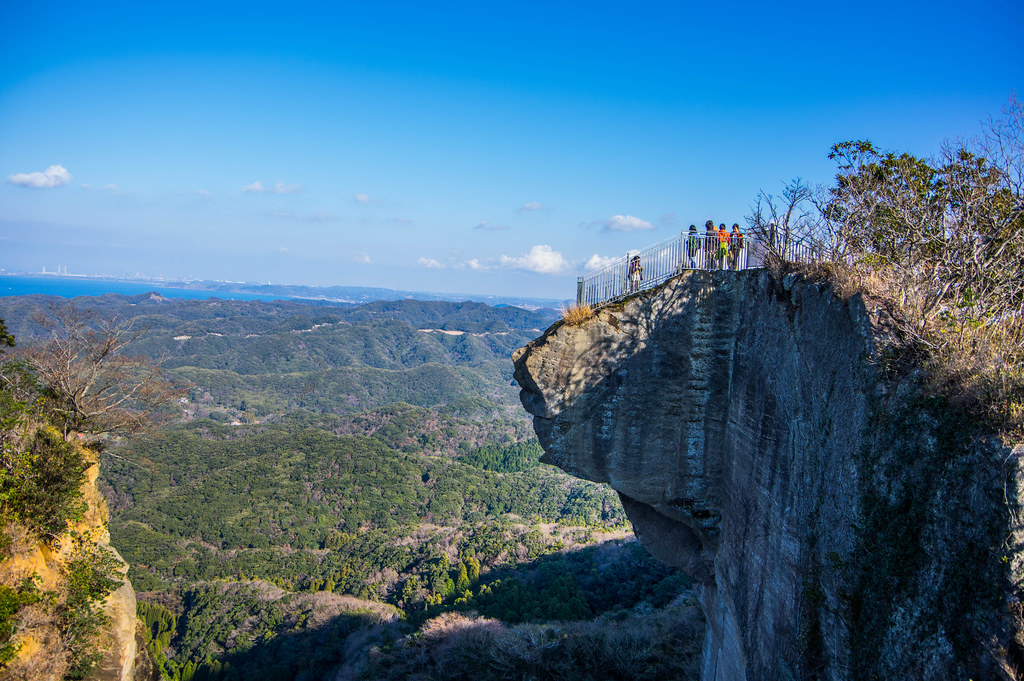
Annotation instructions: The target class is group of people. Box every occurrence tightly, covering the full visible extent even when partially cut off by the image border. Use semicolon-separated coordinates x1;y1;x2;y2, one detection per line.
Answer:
623;220;746;295
688;220;745;271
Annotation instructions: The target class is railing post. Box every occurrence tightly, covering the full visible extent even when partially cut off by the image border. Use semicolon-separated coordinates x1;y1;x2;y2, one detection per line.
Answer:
576;277;584;306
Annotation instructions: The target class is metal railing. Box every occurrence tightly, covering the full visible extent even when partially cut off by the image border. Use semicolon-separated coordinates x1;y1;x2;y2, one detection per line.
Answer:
576;231;777;307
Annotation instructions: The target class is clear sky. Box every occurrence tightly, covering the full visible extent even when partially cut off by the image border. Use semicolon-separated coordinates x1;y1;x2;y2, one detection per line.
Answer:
1;1;1021;300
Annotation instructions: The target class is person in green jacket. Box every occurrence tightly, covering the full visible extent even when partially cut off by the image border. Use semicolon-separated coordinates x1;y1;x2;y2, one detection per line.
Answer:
687;225;700;268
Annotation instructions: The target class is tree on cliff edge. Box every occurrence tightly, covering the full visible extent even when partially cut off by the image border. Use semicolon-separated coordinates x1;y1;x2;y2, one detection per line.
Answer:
19;303;180;437
749;97;1024;436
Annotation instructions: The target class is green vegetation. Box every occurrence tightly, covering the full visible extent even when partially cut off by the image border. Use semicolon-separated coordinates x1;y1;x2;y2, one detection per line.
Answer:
102;407;691;679
2;427;88;543
60;540;124;679
0;317;124;679
750;99;1024;441
0;296;698;680
103;411;631;592
0;295;554;423
748;100;1024;678
0;578;39;666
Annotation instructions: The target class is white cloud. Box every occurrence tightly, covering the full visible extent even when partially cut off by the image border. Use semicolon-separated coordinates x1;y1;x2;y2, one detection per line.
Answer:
352;253;372;264
308;211;336;222
243;180;303;194
452;258;489;271
499;244;570;274
605;214;655;232
584;254;617;271
353;193;371;204
8;165;72;188
474;220;510;231
417;257;444;269
519;201;543;212
197;189;211;197
276;246;289;253
103;184;119;192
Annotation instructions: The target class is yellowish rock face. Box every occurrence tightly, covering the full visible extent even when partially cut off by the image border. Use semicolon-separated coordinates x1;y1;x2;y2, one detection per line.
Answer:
1;440;137;681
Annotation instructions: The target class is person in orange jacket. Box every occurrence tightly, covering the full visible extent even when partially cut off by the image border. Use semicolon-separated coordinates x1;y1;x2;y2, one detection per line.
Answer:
717;223;729;270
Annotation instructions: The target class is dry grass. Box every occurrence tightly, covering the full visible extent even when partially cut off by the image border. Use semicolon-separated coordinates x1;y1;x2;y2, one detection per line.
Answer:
365;602;704;681
789;259;1024;441
1;605;69;681
560;304;594;327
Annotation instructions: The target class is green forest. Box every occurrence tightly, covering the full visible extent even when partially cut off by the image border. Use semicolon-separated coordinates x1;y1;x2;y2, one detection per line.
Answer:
0;295;702;681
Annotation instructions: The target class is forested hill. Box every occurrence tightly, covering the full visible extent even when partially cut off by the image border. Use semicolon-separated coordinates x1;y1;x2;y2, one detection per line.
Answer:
0;292;559;336
0;293;702;681
0;294;560;418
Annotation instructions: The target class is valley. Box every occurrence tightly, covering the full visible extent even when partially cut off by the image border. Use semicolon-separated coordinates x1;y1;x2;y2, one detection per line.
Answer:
0;292;702;681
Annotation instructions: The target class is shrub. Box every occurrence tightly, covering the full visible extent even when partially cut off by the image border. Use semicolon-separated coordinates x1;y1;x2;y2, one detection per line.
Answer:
560;304;594;327
1;427;88;544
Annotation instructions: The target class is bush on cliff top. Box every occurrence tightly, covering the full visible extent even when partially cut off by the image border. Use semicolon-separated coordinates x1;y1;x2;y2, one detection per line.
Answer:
749;97;1024;441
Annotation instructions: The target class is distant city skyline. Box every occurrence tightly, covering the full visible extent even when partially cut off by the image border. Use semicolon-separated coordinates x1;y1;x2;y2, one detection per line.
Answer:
2;1;1022;299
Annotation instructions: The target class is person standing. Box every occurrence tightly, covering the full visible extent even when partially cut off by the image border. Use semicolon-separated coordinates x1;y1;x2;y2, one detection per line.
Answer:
729;223;744;270
687;225;700;269
627;254;643;292
704;220;716;269
717;223;729;270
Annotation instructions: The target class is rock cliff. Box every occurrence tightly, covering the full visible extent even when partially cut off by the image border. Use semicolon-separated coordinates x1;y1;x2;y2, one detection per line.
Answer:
1;452;143;681
513;270;1023;681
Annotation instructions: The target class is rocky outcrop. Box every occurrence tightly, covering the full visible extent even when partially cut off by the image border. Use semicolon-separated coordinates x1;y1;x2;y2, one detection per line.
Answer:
1;456;141;681
513;270;1022;681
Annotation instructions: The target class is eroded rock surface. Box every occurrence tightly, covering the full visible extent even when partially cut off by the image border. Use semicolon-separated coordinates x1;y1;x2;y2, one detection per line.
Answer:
1;459;141;681
513;270;1022;681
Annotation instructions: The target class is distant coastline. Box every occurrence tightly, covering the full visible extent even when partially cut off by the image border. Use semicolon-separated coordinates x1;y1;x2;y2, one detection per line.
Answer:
0;272;565;310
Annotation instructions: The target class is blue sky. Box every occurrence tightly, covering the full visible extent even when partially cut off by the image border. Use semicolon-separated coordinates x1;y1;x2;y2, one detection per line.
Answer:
1;1;1021;300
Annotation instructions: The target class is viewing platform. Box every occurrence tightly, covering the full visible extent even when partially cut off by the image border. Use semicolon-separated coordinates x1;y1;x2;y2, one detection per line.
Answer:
576;230;817;307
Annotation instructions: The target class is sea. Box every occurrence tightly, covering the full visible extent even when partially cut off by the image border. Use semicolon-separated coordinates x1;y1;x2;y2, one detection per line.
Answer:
0;275;290;302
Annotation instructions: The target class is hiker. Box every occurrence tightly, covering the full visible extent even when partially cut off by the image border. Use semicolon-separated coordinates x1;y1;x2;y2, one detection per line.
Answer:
729;223;744;270
704;220;716;269
627;254;643;293
687;225;700;269
717;223;729;270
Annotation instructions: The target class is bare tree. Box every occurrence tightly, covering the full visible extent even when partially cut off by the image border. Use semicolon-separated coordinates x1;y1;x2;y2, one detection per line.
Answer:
746;178;845;264
769;97;1024;433
20;303;180;436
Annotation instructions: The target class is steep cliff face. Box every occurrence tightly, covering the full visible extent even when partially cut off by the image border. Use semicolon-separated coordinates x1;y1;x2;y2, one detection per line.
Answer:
513;270;1022;681
1;454;142;681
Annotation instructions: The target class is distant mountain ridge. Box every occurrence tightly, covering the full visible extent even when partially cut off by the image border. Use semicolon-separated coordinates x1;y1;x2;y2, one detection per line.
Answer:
0;273;568;310
0;293;561;420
